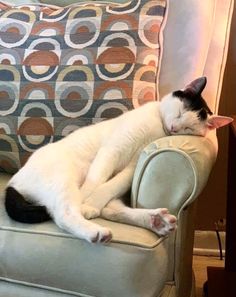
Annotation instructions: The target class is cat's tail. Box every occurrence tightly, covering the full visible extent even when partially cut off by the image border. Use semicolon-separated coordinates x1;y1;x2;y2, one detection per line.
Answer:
5;187;51;223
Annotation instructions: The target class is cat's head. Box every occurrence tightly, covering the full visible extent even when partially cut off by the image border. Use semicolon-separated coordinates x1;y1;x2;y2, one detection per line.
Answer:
160;77;233;136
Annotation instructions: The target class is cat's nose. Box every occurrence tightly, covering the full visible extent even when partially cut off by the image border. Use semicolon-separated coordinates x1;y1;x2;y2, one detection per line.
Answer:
171;124;178;133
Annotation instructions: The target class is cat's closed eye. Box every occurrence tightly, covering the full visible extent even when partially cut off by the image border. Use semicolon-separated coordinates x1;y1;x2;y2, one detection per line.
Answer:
177;111;182;119
184;127;193;133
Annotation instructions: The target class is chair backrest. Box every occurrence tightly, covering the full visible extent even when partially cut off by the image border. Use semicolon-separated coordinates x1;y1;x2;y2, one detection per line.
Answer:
159;1;215;102
159;0;234;115
39;0;233;114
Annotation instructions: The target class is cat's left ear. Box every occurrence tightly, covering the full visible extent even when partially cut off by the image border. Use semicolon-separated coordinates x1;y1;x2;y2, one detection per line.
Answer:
184;77;207;96
207;115;233;130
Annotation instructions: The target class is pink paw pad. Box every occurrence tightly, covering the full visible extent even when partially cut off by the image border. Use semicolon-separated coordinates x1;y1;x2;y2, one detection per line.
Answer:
160;208;169;215
91;233;99;243
91;229;112;244
151;215;162;228
169;216;177;224
100;233;112;243
149;208;177;236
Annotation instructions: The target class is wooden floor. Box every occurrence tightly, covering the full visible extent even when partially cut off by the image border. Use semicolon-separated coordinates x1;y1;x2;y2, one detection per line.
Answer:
193;255;224;297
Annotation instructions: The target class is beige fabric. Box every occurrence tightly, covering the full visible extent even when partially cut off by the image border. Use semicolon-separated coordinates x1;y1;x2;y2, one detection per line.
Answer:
0;282;74;297
159;0;216;99
131;134;216;284
2;0;40;4
160;285;176;297
132;135;217;211
0;174;169;297
40;0;128;5
203;0;235;113
0;1;234;297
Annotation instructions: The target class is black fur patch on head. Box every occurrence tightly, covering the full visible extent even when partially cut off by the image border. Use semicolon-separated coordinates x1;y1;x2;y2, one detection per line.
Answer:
173;90;212;121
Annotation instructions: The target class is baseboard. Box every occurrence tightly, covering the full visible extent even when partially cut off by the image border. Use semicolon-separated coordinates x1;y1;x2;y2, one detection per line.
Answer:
193;230;225;257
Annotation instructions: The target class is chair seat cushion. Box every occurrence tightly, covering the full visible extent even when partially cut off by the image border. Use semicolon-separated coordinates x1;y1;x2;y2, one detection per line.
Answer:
0;173;169;297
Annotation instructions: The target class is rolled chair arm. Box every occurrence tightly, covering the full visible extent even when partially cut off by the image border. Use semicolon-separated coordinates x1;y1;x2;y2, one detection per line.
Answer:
131;134;217;216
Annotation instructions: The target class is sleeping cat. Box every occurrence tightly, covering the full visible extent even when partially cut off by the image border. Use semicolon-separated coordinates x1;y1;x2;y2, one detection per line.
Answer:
4;77;232;243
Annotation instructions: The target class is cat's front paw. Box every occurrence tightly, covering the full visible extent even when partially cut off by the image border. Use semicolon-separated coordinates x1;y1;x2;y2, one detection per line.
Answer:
149;208;177;236
81;204;100;219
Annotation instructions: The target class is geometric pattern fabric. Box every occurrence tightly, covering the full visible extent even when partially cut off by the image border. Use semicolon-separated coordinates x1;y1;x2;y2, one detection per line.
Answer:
0;0;167;173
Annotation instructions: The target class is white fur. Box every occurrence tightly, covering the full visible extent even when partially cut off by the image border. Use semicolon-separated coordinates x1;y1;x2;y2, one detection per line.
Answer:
7;93;230;243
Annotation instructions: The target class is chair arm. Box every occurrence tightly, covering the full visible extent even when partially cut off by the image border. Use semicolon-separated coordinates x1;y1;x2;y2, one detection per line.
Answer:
131;134;217;216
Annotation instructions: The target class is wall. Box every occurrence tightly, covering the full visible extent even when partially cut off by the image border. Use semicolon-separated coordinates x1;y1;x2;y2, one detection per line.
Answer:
195;4;236;230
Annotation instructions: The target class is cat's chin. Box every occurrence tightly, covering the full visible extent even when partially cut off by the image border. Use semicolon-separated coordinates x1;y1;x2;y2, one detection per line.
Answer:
162;123;171;136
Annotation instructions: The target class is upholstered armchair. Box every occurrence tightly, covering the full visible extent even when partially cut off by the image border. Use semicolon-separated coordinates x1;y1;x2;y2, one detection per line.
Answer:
0;0;233;297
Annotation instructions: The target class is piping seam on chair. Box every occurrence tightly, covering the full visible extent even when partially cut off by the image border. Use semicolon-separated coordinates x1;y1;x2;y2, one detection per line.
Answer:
132;147;198;217
131;147;198;286
0;277;92;297
0;225;167;249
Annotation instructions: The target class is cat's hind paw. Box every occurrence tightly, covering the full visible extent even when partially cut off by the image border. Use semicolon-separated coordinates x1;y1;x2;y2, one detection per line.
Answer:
150;208;177;236
81;204;100;219
88;226;112;244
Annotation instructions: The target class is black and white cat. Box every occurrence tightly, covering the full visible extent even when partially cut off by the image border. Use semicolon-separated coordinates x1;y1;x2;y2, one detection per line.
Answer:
5;77;232;243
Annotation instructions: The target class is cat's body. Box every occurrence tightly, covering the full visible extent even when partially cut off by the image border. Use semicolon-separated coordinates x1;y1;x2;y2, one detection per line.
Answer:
5;77;232;243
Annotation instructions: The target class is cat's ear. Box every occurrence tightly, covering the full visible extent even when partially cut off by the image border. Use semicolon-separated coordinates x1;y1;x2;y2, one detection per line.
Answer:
184;77;207;96
207;115;233;130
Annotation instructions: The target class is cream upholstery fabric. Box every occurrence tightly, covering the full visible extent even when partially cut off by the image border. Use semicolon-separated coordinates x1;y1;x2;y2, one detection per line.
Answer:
2;0;40;4
0;173;169;297
39;0;128;5
159;0;216;100
0;1;234;297
203;0;234;113
132;135;217;211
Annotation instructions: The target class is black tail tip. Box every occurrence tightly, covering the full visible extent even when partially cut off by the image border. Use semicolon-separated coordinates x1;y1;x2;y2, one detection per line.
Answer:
5;186;51;224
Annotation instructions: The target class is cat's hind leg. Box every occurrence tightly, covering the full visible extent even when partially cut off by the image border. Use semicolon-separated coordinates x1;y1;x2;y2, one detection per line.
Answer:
51;186;112;243
80;147;121;199
101;199;177;236
81;161;136;219
56;211;112;243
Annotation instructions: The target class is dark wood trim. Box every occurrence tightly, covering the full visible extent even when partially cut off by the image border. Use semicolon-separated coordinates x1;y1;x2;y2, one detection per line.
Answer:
205;117;236;296
225;116;236;272
206;267;236;297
